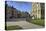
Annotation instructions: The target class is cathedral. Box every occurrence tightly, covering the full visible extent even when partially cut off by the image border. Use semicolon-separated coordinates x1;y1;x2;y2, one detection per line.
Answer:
31;2;45;19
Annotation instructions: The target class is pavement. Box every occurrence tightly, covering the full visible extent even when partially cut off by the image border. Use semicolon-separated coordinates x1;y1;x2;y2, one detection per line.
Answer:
6;20;44;29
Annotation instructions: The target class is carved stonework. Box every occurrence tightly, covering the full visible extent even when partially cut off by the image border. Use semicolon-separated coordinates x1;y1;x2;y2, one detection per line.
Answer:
31;3;41;19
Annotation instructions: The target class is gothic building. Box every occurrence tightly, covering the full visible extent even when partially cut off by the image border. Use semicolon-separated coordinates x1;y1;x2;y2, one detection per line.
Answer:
40;3;45;19
31;2;45;19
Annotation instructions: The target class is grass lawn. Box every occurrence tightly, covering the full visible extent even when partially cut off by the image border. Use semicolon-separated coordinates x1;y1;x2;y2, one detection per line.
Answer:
6;25;22;30
26;18;45;26
31;19;45;26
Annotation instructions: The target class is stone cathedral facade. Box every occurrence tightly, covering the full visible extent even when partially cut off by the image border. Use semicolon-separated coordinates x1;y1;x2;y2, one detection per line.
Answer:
31;3;45;19
31;2;45;19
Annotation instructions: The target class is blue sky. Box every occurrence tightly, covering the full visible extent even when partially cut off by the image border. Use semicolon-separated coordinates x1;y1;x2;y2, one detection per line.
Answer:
7;1;32;14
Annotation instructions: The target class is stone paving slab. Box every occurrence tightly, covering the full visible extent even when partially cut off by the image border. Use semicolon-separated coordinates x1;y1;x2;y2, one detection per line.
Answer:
6;21;44;29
